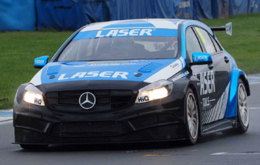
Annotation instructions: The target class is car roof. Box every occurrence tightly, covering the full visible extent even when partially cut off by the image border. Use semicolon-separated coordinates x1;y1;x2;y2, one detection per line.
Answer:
80;19;188;32
80;18;212;35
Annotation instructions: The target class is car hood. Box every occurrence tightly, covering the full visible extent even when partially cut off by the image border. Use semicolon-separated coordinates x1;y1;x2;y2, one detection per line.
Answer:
30;59;184;85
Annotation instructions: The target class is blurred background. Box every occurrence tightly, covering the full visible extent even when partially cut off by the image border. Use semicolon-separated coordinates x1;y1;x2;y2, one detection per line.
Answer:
0;0;259;109
1;0;259;31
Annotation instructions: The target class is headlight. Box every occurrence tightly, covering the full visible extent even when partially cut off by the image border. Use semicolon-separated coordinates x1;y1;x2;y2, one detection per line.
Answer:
23;84;45;106
135;80;173;103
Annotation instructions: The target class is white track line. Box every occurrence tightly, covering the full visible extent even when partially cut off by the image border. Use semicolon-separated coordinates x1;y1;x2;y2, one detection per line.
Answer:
248;76;260;78
0;109;13;122
211;152;260;156
249;107;260;110
0;120;12;125
250;82;260;85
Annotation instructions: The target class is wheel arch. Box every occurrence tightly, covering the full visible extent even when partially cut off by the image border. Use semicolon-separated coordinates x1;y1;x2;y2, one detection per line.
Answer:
225;69;250;118
173;77;202;135
187;82;203;136
239;74;250;96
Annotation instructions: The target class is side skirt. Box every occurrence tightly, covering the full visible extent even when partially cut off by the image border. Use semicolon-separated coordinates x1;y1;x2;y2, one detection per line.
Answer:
201;118;236;135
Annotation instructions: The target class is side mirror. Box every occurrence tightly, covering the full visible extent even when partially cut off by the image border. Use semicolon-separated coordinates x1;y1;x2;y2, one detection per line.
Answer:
34;56;49;68
191;52;212;65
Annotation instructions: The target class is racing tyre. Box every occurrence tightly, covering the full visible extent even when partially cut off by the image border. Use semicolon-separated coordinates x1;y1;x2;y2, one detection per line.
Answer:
184;88;199;145
236;79;249;133
20;144;48;150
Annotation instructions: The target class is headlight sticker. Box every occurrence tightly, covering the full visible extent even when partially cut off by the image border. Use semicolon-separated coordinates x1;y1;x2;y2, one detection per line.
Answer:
136;80;173;103
137;95;150;103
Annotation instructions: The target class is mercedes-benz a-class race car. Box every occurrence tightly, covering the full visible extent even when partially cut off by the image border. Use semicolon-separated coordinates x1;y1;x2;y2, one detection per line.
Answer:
14;19;250;149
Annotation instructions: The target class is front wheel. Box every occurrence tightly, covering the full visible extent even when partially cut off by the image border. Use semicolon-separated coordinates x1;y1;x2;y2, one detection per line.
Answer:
184;88;199;145
236;79;249;133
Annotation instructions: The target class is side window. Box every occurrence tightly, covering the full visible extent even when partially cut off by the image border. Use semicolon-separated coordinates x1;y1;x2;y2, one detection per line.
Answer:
186;27;202;61
210;36;222;52
195;27;216;54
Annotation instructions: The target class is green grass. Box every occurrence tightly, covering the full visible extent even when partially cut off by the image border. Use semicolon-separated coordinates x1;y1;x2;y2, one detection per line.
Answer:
202;13;260;73
0;14;259;109
0;31;73;109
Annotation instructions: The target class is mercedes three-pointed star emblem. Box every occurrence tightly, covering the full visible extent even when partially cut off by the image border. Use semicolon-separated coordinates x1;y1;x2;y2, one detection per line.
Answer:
79;92;96;110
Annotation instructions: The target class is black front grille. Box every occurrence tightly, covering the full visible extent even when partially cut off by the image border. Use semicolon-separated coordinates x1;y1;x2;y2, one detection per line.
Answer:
45;90;136;112
51;122;127;138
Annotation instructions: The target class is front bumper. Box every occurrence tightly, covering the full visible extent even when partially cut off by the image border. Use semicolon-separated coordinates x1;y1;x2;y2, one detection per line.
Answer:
14;105;185;145
13;81;187;145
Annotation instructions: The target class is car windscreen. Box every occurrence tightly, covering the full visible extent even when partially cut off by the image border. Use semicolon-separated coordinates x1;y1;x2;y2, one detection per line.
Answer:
57;36;178;62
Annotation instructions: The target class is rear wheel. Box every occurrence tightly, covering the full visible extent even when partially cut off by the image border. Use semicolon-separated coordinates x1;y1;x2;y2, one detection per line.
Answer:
184;88;199;144
236;79;249;133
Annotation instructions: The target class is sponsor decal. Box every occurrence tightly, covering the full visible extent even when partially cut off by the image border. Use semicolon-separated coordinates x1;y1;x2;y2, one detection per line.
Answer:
170;62;180;69
201;83;230;124
58;71;129;80
199;70;215;95
39;59;178;84
202;97;215;107
87;61;130;64
35;60;45;64
194;55;208;61
86;61;140;67
170;71;189;82
74;28;178;40
195;27;206;44
137;96;149;103
144;59;182;83
96;29;153;38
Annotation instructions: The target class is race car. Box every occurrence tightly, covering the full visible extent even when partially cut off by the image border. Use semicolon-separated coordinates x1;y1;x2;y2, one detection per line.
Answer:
13;19;250;149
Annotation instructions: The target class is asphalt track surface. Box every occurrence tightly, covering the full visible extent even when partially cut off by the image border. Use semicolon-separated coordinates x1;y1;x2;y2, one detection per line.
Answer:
0;83;260;165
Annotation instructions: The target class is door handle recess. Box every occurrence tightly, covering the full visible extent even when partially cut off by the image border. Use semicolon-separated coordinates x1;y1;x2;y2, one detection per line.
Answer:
208;64;214;70
224;56;229;63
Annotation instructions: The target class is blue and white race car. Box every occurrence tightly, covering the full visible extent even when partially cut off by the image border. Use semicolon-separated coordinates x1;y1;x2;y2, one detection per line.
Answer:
13;19;250;149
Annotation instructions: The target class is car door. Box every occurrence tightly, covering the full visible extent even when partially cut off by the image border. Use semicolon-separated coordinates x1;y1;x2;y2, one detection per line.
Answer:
194;27;231;124
185;27;211;125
